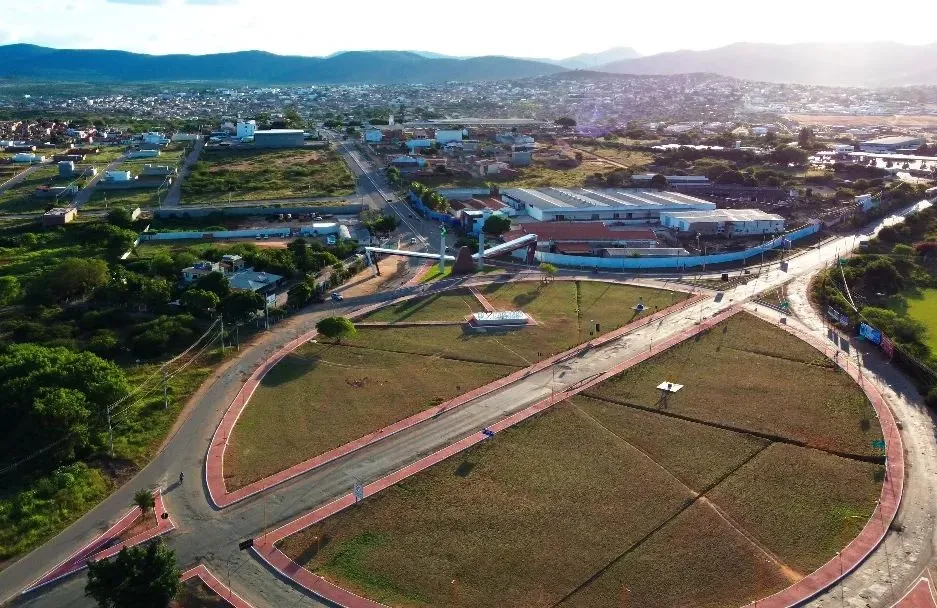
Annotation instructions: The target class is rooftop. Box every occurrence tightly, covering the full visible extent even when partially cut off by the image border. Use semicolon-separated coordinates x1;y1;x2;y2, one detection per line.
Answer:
43;207;75;216
860;136;924;145
502;188;716;212
254;129;304;135
505;221;656;242
229;268;283;292
660;209;784;222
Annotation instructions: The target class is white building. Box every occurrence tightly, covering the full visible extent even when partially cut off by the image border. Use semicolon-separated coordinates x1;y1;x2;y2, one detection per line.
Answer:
142;132;169;146
833;144;855;154
859;136;925;153
660;209;785;235
127;149;160;159
364;128;383;143
11;153;44;163
104;170;132;182
434;130;463;144
236;120;257;139
501;188;716;223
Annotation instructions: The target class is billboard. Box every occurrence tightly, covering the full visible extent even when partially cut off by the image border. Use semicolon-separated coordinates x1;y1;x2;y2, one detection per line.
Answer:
859;323;882;345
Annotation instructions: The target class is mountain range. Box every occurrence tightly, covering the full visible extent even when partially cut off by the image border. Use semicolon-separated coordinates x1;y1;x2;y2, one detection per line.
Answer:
598;41;937;87
2;42;937;87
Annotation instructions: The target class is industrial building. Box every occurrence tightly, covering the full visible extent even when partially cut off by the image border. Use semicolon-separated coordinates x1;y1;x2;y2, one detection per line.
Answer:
502;222;658;255
500;188;715;223
434;130;464;144
859;136;926;153
631;174;711;187
253;129;305;149
659;209;785;235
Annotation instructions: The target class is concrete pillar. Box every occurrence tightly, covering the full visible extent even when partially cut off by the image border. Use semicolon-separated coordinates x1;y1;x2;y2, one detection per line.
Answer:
477;231;485;271
439;231;446;275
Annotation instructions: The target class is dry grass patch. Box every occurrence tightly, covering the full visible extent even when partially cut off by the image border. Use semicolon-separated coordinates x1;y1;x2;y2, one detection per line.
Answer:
278;405;692;608
708;443;883;572
358;289;483;323
584;313;881;457
225;339;512;489
572;395;768;492
559;501;790;608
172;578;231;608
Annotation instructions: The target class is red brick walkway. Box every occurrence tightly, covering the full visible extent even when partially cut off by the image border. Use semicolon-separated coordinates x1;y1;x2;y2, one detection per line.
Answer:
248;306;733;608
181;564;254;608
23;489;174;593
893;577;937;608
205;285;705;508
468;286;496;312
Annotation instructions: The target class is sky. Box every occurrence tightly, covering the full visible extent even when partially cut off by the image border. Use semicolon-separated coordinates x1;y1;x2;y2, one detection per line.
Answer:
1;0;935;59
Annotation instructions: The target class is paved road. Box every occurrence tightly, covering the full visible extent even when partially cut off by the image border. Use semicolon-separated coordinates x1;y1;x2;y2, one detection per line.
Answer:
4;187;932;605
72;153;128;208
162;136;204;207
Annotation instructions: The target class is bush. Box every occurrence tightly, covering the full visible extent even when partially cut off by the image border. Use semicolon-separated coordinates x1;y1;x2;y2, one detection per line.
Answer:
926;386;937;409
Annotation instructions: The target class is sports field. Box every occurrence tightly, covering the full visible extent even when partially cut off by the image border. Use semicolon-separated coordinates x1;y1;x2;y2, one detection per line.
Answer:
225;281;683;489
277;312;883;608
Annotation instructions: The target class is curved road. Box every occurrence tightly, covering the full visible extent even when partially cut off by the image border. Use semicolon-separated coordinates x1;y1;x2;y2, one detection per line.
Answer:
2;201;935;607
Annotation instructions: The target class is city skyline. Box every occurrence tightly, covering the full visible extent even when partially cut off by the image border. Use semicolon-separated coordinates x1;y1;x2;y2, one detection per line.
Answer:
2;0;936;61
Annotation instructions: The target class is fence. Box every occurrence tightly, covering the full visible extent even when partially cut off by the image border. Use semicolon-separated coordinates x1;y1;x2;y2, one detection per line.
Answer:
153;204;364;218
512;223;821;270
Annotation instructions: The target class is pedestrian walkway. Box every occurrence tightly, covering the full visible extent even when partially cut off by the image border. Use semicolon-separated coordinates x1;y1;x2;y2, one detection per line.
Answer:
893;577;937;608
23;489;174;593
181;564;254;608
469;285;496;312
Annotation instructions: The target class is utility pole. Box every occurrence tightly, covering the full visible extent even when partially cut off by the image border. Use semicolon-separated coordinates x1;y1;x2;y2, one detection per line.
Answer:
162;370;169;409
220;317;226;353
106;405;114;457
439;224;447;275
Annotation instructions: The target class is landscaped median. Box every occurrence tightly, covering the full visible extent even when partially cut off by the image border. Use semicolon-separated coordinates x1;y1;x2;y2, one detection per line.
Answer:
206;279;699;508
247;310;897;608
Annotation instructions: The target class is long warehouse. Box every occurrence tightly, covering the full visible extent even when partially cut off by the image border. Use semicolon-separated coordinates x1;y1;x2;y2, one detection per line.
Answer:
499;187;716;222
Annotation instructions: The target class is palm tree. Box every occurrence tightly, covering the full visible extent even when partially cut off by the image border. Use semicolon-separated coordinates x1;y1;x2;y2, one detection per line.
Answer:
133;489;155;516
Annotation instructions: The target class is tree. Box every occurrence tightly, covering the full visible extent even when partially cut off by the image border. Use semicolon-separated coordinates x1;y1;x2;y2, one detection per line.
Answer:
221;290;264;323
181;288;220;319
482;214;511;236
287;281;315;310
195;271;230;299
107;208;134;229
771;146;809;165
555;117;576;128
539;262;558;283
85;539;180;608
37;258;109;303
133;490;155;516
606;168;631;187
361;211;400;237
0;275;20;305
316;316;356;343
0;344;128;467
797;127;815;149
649;174;668;190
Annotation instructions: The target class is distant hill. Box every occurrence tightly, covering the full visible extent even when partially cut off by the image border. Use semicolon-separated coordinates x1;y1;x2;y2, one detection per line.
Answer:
597;42;937;87
0;44;566;84
556;47;641;69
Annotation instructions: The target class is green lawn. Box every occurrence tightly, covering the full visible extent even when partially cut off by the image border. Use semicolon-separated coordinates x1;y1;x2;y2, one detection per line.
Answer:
359;289;483;323
903;288;937;353
181;148;354;204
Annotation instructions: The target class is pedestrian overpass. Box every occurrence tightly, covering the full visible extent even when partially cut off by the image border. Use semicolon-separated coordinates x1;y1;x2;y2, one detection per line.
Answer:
364;233;537;273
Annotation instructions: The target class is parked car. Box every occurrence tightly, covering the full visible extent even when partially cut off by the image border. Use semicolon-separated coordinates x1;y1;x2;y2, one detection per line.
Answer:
331;292;344;302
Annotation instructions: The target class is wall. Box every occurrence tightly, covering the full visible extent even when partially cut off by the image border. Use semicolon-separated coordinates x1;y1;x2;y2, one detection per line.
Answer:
408;191;459;226
141;228;292;241
512;223;820;270
153;204;364;218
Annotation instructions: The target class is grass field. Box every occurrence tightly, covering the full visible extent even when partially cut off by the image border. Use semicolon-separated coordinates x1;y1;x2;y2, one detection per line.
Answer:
583;313;882;457
181;148;354;204
82;188;160;210
0;165;71;214
226;281;681;488
571;145;654;169
275;311;882;607
902;288;937;353
423;160;623;189
358;289;483;323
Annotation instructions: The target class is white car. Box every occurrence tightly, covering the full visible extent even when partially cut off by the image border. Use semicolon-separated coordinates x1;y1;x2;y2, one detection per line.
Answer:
409;237;418;244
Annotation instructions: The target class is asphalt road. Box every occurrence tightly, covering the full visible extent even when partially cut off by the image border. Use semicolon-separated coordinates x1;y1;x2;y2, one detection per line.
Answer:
162;136;204;207
72;153;129;208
